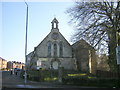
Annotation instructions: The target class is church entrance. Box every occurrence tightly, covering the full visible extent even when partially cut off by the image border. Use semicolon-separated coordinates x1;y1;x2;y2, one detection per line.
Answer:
52;61;58;69
51;58;61;70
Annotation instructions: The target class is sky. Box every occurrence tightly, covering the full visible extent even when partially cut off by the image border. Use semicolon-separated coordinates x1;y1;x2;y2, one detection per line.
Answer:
0;1;76;63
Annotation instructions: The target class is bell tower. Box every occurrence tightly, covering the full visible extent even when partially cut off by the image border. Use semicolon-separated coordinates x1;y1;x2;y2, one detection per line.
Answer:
51;18;59;32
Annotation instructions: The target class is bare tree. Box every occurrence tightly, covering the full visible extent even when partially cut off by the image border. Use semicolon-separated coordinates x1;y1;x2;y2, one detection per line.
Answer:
67;1;120;71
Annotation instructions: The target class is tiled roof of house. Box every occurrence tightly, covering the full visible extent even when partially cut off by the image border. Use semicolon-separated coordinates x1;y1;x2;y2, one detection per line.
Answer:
0;57;7;61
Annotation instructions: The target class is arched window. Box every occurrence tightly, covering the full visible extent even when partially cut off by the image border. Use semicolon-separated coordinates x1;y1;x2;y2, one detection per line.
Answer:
54;43;57;57
59;42;63;57
48;41;51;57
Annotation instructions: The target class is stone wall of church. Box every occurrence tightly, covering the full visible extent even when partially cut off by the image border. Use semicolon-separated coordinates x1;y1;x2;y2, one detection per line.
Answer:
37;58;76;70
72;39;97;74
90;49;97;74
62;40;73;58
59;58;76;70
75;48;89;72
35;31;73;58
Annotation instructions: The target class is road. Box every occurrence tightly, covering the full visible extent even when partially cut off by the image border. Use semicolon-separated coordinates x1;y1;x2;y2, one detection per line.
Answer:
1;71;98;90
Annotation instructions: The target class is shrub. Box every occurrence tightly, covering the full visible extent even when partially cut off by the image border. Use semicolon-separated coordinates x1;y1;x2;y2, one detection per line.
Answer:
62;76;119;87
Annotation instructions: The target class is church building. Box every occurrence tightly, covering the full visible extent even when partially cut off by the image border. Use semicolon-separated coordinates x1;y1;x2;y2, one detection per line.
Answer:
27;18;97;74
27;18;77;70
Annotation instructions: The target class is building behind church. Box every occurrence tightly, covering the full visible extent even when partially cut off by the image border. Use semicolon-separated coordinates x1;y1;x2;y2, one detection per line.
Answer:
72;39;97;74
27;18;97;74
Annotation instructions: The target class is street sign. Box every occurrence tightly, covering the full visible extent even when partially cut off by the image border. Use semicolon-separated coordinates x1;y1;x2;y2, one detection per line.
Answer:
116;46;120;64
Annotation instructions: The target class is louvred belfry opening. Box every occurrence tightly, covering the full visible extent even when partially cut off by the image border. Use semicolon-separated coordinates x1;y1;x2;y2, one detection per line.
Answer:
51;18;59;29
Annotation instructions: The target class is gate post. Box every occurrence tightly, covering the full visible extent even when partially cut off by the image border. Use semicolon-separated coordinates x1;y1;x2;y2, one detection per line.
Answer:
58;67;62;83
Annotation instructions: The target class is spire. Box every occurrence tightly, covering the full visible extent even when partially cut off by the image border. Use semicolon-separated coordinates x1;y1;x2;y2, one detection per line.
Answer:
51;18;59;30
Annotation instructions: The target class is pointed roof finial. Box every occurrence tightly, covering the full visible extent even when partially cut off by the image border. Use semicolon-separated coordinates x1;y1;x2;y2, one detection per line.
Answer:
52;17;58;23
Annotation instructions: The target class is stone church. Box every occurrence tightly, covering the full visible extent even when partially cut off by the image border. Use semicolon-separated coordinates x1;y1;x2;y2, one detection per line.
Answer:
27;18;97;74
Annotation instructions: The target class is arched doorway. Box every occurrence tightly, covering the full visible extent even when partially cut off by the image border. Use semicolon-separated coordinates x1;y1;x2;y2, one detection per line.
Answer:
51;58;61;70
52;61;58;69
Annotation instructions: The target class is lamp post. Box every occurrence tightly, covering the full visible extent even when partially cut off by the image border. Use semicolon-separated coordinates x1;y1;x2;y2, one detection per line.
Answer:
116;28;120;87
24;1;28;84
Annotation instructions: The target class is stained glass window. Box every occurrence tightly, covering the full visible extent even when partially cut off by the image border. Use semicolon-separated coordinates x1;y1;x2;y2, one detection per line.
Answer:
48;41;51;57
59;42;63;57
54;43;57;57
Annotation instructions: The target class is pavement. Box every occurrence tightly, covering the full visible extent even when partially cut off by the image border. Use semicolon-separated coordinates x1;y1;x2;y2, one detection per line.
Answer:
2;71;99;90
